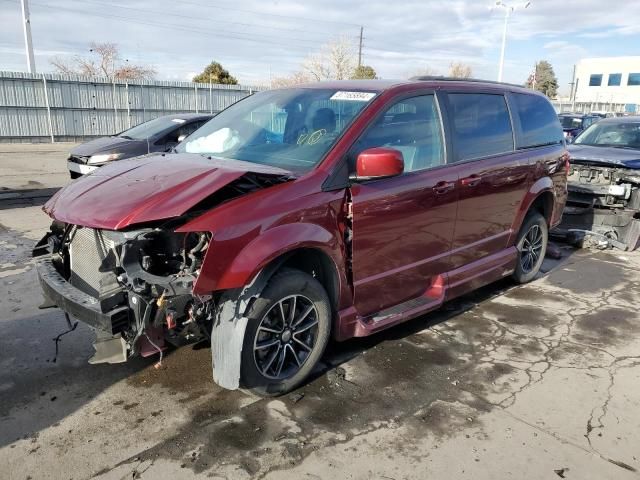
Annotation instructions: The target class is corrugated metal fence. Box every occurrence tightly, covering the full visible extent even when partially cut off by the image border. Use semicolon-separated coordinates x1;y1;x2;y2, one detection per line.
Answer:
0;71;265;143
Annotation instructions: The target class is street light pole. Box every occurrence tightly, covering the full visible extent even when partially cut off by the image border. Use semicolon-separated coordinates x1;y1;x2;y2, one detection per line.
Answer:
492;1;530;82
20;0;36;73
497;6;510;82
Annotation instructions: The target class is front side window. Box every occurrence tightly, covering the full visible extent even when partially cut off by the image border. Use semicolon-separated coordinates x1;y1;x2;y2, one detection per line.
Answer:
349;95;445;173
628;73;640;86
448;93;514;162
512;93;563;149
158;121;206;145
177;88;376;173
589;74;603;86
608;73;622;86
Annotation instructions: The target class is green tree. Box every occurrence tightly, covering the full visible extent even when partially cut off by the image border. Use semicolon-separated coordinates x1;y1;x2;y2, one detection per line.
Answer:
351;65;377;80
192;61;238;85
526;60;558;98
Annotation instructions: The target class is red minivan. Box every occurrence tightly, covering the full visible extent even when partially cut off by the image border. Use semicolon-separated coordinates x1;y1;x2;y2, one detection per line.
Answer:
35;78;568;395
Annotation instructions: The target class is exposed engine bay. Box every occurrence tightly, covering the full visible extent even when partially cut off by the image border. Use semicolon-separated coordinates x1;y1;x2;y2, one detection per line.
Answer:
554;162;640;250
35;221;215;363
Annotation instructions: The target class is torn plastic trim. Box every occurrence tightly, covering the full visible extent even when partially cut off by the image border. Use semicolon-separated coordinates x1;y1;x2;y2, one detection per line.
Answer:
210;259;285;390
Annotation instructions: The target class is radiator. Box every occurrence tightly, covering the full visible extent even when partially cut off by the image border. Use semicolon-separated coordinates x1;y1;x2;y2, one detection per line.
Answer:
69;227;116;298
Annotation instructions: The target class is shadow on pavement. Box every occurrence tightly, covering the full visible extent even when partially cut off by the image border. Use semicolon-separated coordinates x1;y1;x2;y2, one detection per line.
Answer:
0;188;59;210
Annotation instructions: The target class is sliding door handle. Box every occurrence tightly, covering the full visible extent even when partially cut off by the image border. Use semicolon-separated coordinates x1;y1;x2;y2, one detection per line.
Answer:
433;181;455;194
461;175;482;187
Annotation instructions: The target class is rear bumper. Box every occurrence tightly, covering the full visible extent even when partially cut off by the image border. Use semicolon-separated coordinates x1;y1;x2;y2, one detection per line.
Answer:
36;256;129;333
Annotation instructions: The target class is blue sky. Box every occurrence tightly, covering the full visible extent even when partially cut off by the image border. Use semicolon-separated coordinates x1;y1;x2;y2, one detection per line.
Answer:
1;0;640;94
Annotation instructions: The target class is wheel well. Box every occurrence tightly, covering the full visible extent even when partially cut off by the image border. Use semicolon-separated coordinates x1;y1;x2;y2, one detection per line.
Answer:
529;191;554;225
267;248;340;314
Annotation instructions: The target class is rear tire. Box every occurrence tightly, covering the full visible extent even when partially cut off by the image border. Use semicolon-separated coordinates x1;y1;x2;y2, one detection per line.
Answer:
240;268;331;396
512;212;548;284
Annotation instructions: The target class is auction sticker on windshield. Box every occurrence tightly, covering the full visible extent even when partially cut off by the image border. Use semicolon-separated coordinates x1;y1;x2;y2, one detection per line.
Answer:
330;91;376;102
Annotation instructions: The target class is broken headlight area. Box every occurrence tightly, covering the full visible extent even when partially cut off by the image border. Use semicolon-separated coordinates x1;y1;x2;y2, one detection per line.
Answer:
553;163;640;250
36;223;215;362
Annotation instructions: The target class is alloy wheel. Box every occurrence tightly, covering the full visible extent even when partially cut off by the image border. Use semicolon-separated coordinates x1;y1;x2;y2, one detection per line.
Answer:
520;224;544;273
253;294;319;380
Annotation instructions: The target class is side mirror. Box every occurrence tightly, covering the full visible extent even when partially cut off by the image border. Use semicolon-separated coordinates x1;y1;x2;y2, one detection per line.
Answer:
177;134;188;143
350;147;404;182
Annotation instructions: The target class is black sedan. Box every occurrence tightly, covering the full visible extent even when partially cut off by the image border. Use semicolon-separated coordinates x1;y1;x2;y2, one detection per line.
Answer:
67;113;214;178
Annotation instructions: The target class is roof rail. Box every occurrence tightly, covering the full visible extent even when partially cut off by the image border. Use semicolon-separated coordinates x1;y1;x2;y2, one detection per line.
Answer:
409;75;524;89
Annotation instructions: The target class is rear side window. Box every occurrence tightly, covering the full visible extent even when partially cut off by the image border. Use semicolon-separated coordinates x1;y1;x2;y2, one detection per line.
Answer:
511;93;563;149
448;93;514;162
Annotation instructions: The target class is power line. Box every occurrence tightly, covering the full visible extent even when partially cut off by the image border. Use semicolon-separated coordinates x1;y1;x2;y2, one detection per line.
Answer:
16;0;321;54
176;0;360;28
74;0;345;40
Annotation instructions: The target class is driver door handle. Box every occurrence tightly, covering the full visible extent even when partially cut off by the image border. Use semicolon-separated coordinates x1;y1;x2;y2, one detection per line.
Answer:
433;180;455;195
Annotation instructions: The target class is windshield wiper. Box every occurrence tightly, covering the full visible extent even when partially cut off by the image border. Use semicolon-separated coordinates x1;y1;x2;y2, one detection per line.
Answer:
119;135;134;140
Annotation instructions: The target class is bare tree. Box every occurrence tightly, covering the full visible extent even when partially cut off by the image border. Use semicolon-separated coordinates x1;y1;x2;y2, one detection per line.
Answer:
49;57;77;76
407;66;440;78
271;37;378;88
270;71;312;88
303;36;357;81
50;42;155;80
114;64;157;81
448;62;473;79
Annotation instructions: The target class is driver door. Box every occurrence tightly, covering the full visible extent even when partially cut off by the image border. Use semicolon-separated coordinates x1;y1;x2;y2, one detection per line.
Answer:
349;94;458;316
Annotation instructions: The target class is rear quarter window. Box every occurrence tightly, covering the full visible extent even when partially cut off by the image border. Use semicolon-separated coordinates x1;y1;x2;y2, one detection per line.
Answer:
512;93;563;149
448;93;514;162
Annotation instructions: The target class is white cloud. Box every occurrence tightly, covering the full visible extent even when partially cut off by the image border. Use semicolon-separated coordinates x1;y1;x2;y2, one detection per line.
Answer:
1;0;639;89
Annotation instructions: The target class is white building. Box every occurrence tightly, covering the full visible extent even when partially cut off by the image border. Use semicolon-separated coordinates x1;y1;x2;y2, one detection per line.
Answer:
573;57;640;109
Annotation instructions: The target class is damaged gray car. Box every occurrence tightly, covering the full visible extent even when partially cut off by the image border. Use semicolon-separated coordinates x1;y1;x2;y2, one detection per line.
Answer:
555;117;640;250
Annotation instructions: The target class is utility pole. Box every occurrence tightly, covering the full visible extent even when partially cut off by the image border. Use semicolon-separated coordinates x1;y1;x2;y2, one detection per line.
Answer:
568;64;576;102
358;26;364;68
20;0;36;73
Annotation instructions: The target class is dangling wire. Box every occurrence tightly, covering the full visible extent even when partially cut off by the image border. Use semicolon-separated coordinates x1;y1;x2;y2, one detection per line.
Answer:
52;313;78;363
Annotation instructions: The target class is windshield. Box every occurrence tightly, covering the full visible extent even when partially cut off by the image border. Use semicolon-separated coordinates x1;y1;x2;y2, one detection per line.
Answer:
559;116;583;129
574;122;640;149
176;88;376;173
119;116;187;140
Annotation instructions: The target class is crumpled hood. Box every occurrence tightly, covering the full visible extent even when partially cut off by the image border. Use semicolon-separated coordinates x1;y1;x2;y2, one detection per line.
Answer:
568;144;640;169
44;153;292;230
69;136;145;157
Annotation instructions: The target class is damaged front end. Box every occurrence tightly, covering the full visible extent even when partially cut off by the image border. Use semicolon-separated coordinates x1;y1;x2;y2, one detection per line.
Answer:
34;221;215;363
554;162;640;250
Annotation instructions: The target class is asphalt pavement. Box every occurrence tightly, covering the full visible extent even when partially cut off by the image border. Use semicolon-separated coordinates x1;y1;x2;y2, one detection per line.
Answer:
1;145;639;479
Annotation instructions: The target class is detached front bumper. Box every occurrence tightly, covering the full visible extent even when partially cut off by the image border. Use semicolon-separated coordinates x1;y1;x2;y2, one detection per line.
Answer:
36;255;129;333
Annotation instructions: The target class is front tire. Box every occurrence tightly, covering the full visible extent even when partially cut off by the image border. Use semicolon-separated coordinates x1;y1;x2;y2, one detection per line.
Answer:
512;212;548;284
240;269;331;396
